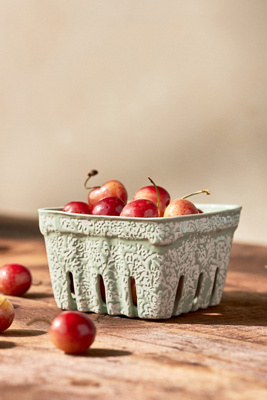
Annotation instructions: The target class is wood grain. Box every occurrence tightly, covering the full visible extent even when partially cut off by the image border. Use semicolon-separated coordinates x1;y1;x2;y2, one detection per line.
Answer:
0;219;266;400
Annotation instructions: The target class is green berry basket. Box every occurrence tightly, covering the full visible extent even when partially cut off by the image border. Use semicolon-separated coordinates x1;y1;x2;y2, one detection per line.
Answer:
38;204;241;319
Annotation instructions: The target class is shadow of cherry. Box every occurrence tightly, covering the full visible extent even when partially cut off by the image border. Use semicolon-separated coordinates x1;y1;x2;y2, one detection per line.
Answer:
1;329;47;337
0;244;10;252
68;348;132;358
24;293;54;300
0;340;16;349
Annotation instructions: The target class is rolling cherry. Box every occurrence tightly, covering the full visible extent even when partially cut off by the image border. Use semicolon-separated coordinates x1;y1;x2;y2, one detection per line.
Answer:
84;170;128;207
133;184;170;217
120;199;159;218
63;201;92;214
164;189;210;217
92;196;125;216
0;295;15;332
0;263;32;296
50;311;96;354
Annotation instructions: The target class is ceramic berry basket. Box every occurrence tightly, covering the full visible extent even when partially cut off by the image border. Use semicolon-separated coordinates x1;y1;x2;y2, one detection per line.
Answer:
38;204;241;319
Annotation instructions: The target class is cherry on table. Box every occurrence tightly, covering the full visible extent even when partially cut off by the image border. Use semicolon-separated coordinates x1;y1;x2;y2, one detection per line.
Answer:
0;263;32;296
0;295;15;332
50;311;96;354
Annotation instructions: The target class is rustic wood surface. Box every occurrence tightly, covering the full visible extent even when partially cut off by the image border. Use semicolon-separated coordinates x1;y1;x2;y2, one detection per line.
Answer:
0;216;266;400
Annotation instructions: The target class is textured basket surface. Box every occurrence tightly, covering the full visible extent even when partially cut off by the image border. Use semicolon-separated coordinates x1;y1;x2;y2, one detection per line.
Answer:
38;204;241;319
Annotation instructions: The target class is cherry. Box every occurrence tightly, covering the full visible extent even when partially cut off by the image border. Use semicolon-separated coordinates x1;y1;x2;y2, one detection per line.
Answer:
0;263;32;296
120;177;162;218
0;295;15;332
84;170;128;208
63;201;92;214
133;183;170;217
50;311;96;354
164;198;199;216
92;196;125;216
88;180;128;208
120;199;159;218
164;189;210;217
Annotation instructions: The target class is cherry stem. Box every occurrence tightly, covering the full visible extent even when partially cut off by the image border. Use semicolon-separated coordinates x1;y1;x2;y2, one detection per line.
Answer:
182;189;211;200
0;297;7;307
148;177;160;209
84;169;99;190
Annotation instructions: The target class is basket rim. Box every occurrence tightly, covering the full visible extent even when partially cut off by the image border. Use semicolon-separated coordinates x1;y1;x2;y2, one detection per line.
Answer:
38;203;242;223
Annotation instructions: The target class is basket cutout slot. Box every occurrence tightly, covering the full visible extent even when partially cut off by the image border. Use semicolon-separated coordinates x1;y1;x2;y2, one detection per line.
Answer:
129;277;137;307
209;267;219;304
67;271;75;295
192;272;204;308
173;275;185;311
98;275;106;304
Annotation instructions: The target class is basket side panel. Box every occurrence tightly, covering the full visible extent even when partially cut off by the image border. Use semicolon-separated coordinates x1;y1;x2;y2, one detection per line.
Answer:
170;231;235;316
44;234;77;310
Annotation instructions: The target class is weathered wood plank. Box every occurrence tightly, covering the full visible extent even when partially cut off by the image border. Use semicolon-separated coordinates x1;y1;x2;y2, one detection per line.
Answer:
0;229;267;400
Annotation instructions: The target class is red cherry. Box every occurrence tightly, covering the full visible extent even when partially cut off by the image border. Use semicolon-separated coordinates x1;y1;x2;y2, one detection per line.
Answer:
0;295;15;332
120;199;159;218
164;198;199;217
0;263;32;296
164;189;210;217
88;180;128;208
92;196;125;216
84;170;127;207
63;201;92;214
133;185;170;217
50;311;96;354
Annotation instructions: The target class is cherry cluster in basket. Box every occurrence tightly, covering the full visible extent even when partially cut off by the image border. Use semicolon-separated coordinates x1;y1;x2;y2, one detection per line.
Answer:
63;170;210;218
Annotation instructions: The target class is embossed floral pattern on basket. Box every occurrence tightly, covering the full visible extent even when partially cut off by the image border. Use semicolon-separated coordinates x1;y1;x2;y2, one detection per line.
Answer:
38;204;241;319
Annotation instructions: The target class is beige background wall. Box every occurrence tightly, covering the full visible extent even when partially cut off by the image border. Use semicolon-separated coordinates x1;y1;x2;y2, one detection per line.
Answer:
0;1;266;245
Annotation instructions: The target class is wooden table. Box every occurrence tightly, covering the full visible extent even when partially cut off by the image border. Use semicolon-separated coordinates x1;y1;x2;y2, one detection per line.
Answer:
0;216;267;400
